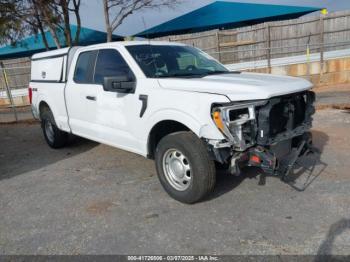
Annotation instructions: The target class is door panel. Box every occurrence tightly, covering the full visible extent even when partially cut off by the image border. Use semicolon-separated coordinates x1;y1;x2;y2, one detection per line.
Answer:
65;50;99;138
93;49;141;152
94;90;140;151
66;83;100;138
66;48;146;154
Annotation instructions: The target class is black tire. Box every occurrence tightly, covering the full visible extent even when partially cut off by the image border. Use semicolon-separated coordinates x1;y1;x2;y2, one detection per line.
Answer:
155;131;216;204
41;108;68;149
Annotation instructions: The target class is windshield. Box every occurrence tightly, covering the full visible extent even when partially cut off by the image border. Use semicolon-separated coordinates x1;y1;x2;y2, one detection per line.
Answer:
126;44;230;78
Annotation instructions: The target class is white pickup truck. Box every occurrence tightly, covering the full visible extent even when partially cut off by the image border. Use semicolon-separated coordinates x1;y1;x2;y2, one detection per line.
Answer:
30;41;315;203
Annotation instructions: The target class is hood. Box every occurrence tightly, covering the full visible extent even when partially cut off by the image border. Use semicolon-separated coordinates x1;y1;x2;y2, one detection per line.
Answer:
158;72;313;101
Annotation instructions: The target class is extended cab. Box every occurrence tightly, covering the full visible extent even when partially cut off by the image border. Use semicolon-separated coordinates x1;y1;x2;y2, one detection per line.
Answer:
30;41;315;203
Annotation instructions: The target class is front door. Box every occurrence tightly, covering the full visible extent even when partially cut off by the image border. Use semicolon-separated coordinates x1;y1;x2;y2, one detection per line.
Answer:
92;48;141;152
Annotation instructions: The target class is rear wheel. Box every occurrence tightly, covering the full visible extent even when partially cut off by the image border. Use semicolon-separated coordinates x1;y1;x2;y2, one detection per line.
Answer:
41;108;68;148
155;131;216;204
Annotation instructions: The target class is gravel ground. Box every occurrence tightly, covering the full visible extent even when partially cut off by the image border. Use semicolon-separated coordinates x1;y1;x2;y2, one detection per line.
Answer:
0;109;349;255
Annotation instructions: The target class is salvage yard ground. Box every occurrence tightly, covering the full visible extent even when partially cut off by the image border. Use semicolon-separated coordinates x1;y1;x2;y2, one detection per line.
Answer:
0;108;349;255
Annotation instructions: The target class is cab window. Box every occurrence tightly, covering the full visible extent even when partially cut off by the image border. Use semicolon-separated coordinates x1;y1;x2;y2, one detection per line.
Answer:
73;51;97;83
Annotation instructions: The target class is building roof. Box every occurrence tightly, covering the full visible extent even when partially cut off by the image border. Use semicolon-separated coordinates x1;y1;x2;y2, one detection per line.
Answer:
0;25;123;59
136;1;322;38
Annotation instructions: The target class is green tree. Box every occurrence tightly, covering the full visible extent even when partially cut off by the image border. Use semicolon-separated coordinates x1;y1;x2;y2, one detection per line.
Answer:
0;0;27;46
0;0;81;49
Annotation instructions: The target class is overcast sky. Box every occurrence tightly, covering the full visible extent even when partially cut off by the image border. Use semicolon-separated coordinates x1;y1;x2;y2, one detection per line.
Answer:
78;0;350;36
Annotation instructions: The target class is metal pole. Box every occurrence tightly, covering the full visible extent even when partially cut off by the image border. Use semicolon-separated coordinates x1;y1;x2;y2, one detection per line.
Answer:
0;62;18;122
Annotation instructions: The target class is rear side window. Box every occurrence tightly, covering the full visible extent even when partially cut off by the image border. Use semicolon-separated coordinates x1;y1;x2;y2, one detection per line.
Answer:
73;51;97;83
94;49;135;85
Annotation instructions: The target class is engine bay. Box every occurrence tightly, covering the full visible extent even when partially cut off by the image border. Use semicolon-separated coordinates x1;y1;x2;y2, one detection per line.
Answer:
255;91;315;146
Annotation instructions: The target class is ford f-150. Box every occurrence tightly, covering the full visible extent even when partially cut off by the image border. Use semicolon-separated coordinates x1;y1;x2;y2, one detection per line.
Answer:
30;41;315;203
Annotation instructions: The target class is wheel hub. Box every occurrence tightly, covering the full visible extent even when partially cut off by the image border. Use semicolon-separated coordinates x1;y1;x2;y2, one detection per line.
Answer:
163;149;192;191
169;159;185;178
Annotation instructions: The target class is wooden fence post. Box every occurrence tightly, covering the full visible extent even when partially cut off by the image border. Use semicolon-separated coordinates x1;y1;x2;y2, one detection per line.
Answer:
319;14;325;77
216;31;221;62
306;33;311;80
266;23;271;74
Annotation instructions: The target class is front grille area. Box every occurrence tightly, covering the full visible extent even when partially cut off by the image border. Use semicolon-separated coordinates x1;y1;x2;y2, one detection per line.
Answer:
256;91;315;145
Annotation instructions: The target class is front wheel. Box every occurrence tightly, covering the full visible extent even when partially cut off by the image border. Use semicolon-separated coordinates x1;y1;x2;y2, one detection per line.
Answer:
41;108;68;149
155;131;216;204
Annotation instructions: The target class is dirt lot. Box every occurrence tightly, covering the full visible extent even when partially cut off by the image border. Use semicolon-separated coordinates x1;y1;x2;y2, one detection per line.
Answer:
0;109;349;255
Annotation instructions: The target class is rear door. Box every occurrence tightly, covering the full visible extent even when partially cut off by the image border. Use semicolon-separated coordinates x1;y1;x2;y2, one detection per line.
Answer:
65;50;99;139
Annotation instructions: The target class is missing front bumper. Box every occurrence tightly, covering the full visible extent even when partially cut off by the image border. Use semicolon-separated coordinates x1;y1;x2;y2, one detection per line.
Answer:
230;132;314;179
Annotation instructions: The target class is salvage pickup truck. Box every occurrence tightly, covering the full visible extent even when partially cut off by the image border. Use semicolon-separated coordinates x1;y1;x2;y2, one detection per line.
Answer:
30;41;315;203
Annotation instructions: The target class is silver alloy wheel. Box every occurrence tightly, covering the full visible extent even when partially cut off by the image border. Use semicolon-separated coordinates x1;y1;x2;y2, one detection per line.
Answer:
45;120;55;143
162;148;192;191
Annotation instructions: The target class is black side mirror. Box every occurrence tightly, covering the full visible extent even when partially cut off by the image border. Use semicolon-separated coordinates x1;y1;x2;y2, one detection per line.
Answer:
103;76;136;93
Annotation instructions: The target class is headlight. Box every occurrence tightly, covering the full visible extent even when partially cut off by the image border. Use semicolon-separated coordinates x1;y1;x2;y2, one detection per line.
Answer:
212;101;267;151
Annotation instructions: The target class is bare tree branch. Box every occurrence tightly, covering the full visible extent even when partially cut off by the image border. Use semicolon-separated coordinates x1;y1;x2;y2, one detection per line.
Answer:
72;0;81;45
60;0;72;46
103;0;181;42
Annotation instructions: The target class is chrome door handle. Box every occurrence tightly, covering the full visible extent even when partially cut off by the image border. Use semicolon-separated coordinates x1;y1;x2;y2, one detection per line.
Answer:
86;96;96;101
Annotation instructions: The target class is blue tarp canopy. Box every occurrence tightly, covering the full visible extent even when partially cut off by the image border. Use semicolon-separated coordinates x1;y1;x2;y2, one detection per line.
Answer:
136;1;321;38
0;25;123;59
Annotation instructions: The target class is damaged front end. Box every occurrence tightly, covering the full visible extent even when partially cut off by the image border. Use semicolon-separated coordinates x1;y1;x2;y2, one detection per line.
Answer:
208;90;316;177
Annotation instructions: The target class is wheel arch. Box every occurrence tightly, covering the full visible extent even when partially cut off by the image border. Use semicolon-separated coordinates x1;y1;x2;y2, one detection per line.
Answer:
147;120;193;159
38;101;51;116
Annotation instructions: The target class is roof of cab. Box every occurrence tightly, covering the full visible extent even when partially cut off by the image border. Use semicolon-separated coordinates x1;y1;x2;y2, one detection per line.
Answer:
31;41;186;60
75;40;186;50
119;41;186;46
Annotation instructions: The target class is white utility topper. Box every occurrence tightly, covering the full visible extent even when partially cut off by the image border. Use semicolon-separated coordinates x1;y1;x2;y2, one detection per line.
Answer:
30;41;315;203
